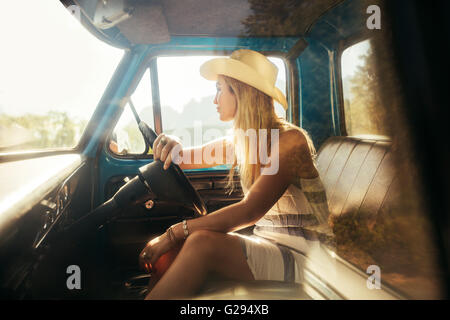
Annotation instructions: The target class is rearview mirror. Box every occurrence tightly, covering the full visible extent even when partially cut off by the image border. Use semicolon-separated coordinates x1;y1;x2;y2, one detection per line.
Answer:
92;0;132;29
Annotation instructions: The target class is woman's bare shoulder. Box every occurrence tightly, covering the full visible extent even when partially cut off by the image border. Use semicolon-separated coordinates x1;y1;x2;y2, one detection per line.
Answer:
278;127;318;179
278;126;308;148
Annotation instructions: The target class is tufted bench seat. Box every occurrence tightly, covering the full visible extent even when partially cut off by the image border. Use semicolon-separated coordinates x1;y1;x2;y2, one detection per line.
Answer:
316;135;394;225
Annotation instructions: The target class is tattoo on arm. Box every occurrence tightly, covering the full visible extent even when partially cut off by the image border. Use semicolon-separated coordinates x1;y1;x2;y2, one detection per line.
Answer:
289;140;318;180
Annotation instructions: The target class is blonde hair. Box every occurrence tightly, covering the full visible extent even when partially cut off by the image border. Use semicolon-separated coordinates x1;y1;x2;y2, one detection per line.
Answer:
222;75;316;194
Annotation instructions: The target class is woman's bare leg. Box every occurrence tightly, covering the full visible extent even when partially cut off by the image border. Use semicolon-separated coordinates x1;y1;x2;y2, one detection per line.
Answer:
145;230;254;300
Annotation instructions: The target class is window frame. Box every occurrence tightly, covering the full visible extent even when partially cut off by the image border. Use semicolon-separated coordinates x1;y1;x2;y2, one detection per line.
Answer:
107;48;293;160
104;59;156;160
151;49;292;135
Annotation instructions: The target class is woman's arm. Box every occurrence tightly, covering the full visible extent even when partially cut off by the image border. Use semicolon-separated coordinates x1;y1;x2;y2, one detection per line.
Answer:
171;129;316;239
178;136;234;170
153;134;233;170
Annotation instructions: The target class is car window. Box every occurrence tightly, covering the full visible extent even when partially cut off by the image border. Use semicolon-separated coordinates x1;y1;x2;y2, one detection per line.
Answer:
341;39;389;137
109;69;154;155
157;56;287;149
0;1;123;153
109;55;286;157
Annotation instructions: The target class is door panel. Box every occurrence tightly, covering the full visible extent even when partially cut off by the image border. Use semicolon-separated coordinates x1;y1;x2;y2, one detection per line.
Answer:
102;169;244;268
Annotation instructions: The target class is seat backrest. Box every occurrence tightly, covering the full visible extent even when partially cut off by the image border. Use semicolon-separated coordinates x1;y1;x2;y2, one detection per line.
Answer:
316;136;396;224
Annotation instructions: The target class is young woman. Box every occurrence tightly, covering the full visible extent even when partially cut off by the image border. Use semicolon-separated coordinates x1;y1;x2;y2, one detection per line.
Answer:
139;49;331;300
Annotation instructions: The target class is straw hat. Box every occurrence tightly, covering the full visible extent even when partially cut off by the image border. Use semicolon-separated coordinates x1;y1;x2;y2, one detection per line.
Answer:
200;49;288;110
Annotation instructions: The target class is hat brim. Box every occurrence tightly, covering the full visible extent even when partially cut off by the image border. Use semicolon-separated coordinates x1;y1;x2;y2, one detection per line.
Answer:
200;58;288;110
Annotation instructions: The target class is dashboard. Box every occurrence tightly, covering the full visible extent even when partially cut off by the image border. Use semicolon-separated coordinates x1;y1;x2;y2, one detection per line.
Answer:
32;165;82;249
0;154;86;298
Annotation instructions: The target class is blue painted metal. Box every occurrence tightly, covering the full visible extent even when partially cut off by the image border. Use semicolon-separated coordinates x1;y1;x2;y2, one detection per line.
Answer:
307;0;369;47
297;0;366;147
140;36;300;53
297;38;335;148
329;49;342;137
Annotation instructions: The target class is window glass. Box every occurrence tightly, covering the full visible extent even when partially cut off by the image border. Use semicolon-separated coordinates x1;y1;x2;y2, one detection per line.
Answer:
157;56;286;149
341;39;389;137
110;69;153;155
0;1;123;152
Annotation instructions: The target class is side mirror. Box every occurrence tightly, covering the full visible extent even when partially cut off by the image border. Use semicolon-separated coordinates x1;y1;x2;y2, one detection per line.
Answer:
109;130;130;155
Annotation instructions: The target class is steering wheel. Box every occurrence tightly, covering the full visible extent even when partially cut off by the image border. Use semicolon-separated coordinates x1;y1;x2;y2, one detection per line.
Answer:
136;122;207;217
137;158;207;217
62;123;207;240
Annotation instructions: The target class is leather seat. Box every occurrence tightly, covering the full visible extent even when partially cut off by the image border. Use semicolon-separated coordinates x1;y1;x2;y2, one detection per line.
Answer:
316;136;395;227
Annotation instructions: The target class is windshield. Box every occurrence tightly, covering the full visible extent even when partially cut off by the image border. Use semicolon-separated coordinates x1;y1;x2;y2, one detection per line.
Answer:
0;1;123;153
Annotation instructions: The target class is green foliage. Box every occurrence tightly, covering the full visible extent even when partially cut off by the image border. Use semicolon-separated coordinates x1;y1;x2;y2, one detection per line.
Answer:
122;122;146;154
344;44;390;136
0;111;86;151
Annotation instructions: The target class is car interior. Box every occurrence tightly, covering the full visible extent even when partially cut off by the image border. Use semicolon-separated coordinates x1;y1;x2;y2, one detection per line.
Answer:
0;0;448;300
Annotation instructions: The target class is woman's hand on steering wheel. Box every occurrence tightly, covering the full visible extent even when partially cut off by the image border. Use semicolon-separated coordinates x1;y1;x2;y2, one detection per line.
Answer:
153;134;183;170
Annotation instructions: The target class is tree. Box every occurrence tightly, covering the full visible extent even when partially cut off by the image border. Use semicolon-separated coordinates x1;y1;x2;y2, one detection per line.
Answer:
0;111;86;151
345;44;390;136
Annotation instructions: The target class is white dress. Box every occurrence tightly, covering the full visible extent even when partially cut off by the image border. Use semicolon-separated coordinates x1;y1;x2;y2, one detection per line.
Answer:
234;175;334;282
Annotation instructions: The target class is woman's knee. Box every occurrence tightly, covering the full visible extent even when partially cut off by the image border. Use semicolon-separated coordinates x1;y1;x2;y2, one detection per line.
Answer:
182;230;221;256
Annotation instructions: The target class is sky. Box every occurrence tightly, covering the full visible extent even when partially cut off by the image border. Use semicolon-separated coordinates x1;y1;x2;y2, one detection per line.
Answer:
0;1;123;121
157;56;286;114
341;39;371;79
